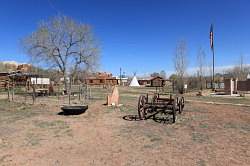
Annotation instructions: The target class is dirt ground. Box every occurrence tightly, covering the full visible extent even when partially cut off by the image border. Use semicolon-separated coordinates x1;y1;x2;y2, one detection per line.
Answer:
0;88;250;166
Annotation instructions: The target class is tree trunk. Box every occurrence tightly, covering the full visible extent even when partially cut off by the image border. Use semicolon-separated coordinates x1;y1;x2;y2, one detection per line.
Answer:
63;72;68;95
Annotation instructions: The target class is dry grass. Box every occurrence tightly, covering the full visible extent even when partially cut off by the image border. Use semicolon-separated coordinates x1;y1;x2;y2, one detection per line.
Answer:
0;87;249;165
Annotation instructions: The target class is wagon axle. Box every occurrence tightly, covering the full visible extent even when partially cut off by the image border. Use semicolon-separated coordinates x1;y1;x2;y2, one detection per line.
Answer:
138;93;185;123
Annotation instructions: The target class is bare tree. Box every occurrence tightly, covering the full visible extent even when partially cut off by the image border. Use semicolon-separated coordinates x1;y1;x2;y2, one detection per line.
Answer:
150;71;166;79
225;54;250;81
197;47;206;90
239;54;245;80
22;15;100;91
173;40;188;93
150;72;160;77
159;70;166;79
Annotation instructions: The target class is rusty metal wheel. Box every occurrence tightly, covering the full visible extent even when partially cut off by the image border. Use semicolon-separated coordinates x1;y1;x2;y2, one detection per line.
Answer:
138;95;147;120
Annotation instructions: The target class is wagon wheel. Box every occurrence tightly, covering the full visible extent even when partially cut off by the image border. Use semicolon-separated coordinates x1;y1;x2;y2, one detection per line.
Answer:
172;98;177;123
177;97;182;114
138;95;147;120
181;97;185;110
152;94;158;104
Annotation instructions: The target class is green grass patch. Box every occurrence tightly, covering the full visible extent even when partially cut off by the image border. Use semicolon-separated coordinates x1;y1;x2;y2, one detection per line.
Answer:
224;122;250;133
199;123;209;129
0;100;38;124
119;104;136;112
34;120;69;130
191;132;209;143
224;122;237;129
197;159;206;166
186;96;250;105
25;132;42;146
33;120;72;137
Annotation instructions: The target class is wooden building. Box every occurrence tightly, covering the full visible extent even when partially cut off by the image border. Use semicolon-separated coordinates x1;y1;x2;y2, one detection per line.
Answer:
237;79;250;91
150;76;165;87
138;77;151;86
138;76;165;87
17;64;32;72
0;72;9;89
224;77;250;95
85;72;118;86
0;71;46;90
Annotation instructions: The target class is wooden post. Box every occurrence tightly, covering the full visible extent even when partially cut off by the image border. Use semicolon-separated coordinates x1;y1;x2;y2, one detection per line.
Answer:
81;84;84;102
11;78;15;101
78;84;81;101
172;80;175;93
68;78;71;105
25;81;28;103
83;85;86;100
32;84;36;104
88;86;91;100
57;84;60;102
7;81;10;101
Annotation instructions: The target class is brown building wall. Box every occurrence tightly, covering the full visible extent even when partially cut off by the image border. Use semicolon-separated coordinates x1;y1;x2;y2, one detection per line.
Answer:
150;77;165;87
138;80;149;86
151;79;164;87
0;75;9;89
138;77;165;87
237;80;250;91
17;64;32;72
224;79;231;92
86;78;118;86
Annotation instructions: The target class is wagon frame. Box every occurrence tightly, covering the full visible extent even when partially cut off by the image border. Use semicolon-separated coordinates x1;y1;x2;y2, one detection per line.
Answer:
138;93;185;123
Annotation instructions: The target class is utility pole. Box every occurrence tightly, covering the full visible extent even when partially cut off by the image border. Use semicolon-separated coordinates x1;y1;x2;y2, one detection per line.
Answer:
119;67;122;86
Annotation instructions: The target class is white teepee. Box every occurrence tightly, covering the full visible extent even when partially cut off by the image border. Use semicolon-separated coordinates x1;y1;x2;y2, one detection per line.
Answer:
129;76;140;87
247;73;250;79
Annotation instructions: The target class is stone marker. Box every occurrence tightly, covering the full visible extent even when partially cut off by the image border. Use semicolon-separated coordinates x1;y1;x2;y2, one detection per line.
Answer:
107;86;119;106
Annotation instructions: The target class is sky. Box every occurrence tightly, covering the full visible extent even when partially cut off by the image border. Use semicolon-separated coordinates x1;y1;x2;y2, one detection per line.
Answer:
0;0;249;77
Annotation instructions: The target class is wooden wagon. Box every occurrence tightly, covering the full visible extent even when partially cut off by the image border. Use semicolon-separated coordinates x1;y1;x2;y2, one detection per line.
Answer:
138;93;185;123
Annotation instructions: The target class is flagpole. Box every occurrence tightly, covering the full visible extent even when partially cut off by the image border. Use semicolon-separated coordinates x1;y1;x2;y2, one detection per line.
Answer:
212;47;215;90
210;24;215;90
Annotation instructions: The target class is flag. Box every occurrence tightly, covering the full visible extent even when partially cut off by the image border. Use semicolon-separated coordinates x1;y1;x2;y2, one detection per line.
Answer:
210;24;214;50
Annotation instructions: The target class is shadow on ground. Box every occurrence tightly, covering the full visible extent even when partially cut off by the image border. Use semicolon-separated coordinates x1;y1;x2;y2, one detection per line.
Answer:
57;111;87;116
123;112;174;124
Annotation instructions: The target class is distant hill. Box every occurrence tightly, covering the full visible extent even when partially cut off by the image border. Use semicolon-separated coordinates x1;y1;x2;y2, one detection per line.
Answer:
0;61;30;72
0;61;18;72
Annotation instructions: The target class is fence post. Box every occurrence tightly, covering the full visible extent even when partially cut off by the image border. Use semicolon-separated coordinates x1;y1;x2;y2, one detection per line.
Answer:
172;81;175;93
89;86;91;100
11;79;15;101
25;81;28;103
7;81;10;101
32;84;36;104
68;78;71;105
78;84;81;101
